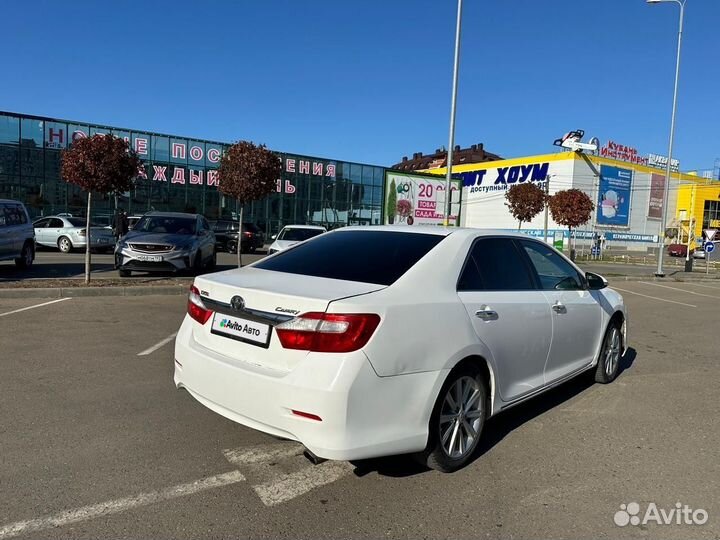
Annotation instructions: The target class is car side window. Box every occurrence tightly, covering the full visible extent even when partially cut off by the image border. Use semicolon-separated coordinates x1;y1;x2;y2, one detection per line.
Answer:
33;218;49;228
520;240;584;290
200;217;210;231
49;218;64;228
457;237;535;291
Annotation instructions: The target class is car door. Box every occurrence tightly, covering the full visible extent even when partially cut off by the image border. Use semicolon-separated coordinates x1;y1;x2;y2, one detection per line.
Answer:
33;218;50;246
456;237;553;402
45;218;65;247
518;239;603;383
0;203;10;259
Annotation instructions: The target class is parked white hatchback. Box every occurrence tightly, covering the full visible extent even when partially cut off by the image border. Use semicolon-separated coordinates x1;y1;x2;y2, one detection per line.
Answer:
175;226;627;472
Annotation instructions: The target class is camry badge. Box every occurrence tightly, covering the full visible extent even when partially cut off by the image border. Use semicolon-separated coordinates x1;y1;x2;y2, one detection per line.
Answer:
230;296;245;311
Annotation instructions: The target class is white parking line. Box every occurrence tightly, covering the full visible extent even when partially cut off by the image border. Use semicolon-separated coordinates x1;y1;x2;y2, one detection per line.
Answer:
682;281;720;291
137;332;178;356
0;471;245;540
638;281;720;299
612;287;697;308
253;461;354;507
224;442;354;507
0;298;71;318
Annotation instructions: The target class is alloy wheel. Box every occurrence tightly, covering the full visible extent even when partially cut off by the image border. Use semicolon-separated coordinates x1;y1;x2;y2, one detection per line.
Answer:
604;326;621;377
438;375;484;459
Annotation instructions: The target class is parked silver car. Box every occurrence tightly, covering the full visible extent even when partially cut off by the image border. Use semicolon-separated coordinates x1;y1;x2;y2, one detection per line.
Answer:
114;212;216;277
0;199;35;268
33;216;115;253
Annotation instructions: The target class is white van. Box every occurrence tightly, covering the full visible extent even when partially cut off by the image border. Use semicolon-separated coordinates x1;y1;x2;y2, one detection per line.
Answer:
0;199;35;268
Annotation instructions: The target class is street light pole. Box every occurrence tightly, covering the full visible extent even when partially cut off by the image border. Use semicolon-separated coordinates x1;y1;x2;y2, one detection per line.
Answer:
444;0;463;226
648;0;686;277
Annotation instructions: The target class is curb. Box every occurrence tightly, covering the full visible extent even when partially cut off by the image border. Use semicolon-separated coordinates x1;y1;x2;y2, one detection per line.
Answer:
0;285;188;299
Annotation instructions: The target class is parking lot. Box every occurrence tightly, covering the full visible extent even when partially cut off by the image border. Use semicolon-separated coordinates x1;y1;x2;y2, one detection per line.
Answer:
0;249;266;282
1;280;719;539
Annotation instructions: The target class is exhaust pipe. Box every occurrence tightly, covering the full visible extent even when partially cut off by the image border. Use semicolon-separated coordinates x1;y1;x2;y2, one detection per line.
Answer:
303;448;327;465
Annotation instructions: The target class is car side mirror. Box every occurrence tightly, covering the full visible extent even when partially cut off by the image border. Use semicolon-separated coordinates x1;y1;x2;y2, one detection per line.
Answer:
586;272;608;290
271;234;277;240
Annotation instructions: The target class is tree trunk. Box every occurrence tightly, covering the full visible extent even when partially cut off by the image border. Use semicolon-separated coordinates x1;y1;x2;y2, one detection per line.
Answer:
85;192;92;284
518;220;522;231
237;204;243;268
569;226;576;261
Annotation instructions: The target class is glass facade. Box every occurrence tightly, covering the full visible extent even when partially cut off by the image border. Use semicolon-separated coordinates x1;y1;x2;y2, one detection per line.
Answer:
0;111;385;236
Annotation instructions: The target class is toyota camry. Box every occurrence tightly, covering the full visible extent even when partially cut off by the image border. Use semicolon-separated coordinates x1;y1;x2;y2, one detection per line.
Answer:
174;226;627;472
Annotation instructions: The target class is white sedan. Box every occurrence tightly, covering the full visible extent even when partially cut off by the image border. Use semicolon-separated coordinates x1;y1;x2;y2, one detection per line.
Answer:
267;225;326;254
174;226;627;472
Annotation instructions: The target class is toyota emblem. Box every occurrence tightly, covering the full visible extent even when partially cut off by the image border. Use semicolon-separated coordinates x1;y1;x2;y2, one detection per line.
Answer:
230;296;245;311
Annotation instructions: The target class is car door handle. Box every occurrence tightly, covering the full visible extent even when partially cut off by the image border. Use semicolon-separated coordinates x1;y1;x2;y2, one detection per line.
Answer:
475;308;498;321
552;302;567;313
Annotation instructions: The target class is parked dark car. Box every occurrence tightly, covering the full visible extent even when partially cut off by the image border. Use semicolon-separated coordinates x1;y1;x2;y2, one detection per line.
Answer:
210;220;264;253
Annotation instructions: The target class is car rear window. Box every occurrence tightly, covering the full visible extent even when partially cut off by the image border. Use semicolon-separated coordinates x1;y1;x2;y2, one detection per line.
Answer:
255;230;445;285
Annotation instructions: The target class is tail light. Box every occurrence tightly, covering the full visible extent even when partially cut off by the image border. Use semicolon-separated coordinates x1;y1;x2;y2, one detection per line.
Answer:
275;312;380;353
243;231;252;237
188;284;213;324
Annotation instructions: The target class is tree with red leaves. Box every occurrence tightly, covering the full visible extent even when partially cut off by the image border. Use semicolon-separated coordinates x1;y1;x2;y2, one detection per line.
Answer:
61;135;142;283
505;183;547;230
217;141;281;267
548;188;595;260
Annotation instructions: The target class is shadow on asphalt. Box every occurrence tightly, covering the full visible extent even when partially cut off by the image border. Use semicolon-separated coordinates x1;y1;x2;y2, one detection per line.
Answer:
351;347;637;478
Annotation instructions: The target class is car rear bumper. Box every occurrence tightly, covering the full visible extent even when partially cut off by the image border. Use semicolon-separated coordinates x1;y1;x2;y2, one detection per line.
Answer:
174;316;442;461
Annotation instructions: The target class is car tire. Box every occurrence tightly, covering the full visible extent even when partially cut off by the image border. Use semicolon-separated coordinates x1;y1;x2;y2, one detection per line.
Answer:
58;236;72;253
421;365;487;473
249;246;256;254
15;242;34;269
206;250;217;271
118;269;131;277
227;240;237;254
192;253;203;275
594;321;622;384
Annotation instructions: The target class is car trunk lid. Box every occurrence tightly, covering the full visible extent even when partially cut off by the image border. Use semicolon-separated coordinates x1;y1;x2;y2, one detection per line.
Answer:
191;267;385;372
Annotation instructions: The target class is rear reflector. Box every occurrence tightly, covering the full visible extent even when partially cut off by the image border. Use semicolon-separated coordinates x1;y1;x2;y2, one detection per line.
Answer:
275;312;380;353
291;410;322;421
187;284;213;324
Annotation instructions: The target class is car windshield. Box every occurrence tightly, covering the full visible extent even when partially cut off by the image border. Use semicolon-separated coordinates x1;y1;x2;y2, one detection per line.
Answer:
278;227;324;242
134;216;196;235
256;230;445;285
67;218;102;227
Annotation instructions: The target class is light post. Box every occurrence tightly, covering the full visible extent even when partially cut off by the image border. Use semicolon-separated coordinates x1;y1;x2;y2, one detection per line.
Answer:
444;0;463;226
647;0;686;277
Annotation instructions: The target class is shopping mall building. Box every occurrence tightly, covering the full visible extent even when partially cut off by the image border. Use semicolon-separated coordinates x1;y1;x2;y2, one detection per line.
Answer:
0;111;385;236
424;143;714;252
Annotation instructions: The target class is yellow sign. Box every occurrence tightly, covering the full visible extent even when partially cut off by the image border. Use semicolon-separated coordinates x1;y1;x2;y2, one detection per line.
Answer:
711;219;720;228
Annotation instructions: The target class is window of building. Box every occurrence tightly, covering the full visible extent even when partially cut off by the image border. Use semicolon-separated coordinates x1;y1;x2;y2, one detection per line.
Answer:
0;115;19;144
152;136;169;162
20;119;43;147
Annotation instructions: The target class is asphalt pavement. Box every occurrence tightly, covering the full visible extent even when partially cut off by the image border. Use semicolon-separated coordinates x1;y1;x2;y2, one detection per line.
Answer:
0;281;718;539
0;249;266;282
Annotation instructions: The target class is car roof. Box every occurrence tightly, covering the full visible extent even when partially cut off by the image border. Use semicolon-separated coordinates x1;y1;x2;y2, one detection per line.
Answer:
142;211;199;218
0;199;26;205
282;225;327;230
330;225;537;239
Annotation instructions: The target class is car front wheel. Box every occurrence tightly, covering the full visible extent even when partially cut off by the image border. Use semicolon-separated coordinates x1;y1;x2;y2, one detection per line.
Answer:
422;366;487;472
594;322;622;384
